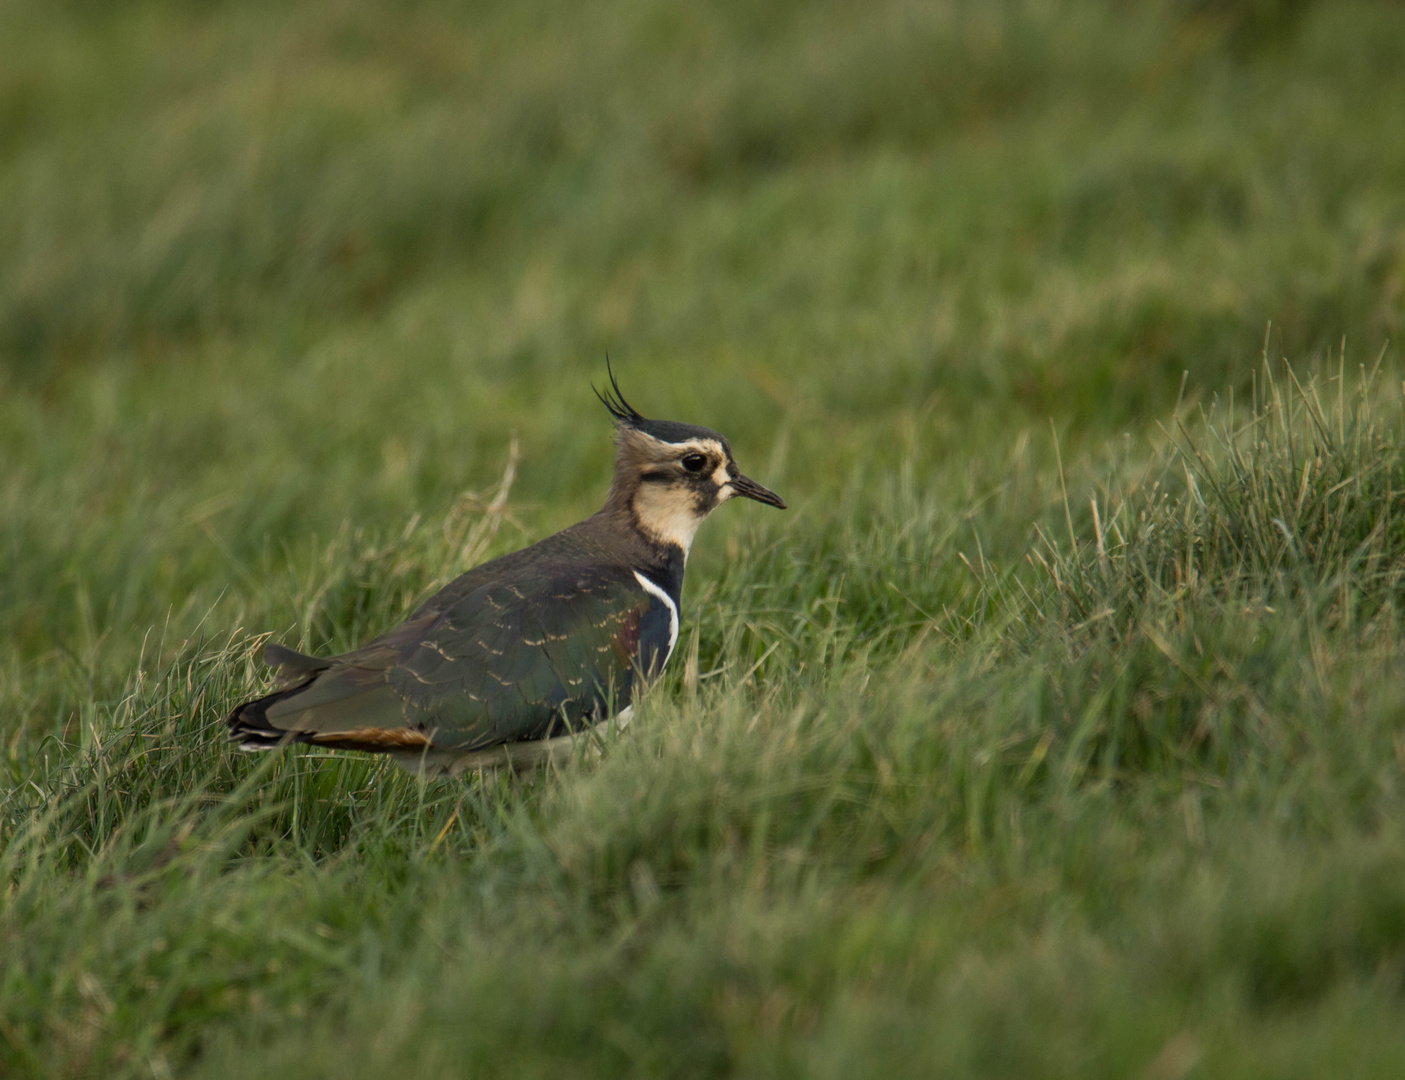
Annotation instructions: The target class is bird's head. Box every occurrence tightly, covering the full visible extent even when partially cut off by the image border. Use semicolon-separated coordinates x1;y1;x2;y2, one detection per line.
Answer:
596;366;786;557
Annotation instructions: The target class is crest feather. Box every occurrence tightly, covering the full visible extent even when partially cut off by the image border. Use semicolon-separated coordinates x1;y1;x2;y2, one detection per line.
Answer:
593;357;646;428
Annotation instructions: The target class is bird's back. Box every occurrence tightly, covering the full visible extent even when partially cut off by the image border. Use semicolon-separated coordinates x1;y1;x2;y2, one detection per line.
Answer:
228;516;679;761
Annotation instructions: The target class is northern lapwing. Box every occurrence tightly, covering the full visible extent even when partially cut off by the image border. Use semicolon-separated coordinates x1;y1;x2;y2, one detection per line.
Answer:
227;370;786;775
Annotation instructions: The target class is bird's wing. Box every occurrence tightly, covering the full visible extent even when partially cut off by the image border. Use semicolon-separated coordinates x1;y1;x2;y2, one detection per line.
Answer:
233;565;675;754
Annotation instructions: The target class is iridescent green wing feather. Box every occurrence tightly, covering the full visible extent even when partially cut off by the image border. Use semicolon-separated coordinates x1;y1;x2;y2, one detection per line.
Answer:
261;565;660;752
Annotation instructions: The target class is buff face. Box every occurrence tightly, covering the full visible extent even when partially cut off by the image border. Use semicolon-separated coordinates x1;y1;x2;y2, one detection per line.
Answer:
616;428;784;556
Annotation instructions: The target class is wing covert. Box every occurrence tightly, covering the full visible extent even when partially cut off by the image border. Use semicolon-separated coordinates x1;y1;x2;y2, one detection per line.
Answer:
382;567;664;749
252;561;679;753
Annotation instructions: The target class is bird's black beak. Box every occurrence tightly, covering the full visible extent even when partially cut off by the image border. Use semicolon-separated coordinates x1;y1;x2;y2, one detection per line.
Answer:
729;474;787;509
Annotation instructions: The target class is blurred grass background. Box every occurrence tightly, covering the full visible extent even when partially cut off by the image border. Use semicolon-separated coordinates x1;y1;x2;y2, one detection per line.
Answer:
3;0;1405;1076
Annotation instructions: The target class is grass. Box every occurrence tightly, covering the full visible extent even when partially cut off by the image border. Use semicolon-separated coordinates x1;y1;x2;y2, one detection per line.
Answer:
3;0;1405;1075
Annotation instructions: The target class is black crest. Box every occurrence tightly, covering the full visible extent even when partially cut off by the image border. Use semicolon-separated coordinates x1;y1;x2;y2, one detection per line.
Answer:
594;358;646;428
593;358;730;448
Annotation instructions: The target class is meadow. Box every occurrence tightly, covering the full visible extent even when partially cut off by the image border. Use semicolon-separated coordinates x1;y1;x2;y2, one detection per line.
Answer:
3;0;1405;1075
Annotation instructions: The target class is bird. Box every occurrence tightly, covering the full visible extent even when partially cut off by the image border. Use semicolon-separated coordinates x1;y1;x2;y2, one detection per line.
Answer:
227;369;786;776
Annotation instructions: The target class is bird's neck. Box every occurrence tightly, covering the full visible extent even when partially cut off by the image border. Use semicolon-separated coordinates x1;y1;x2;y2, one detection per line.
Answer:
628;482;707;558
636;541;686;604
594;478;691;601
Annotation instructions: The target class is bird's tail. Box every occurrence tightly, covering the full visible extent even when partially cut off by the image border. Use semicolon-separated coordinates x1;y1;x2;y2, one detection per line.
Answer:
227;684;316;750
226;642;330;750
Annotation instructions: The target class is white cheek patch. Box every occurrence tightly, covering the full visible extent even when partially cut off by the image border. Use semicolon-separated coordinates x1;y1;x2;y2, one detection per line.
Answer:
633;484;705;557
629;435;731;555
713;461;734;499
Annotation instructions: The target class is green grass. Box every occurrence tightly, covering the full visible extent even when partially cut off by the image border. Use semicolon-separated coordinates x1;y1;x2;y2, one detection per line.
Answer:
3;0;1405;1075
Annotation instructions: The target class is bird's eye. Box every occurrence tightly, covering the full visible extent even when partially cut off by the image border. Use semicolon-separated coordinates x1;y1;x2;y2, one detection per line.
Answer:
681;453;708;473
